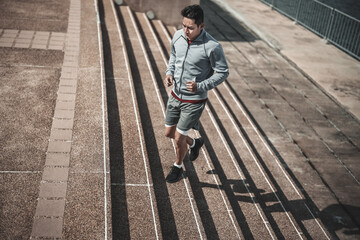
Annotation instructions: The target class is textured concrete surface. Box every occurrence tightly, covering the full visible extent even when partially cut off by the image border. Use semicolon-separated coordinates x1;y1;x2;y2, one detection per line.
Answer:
0;22;63;240
212;0;360;120
0;0;69;32
1;0;359;239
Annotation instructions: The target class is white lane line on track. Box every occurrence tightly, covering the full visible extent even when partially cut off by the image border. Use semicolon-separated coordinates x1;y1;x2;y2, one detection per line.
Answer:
110;2;159;239
149;15;240;239
211;89;304;239
139;12;203;239
223;83;331;239
94;0;108;239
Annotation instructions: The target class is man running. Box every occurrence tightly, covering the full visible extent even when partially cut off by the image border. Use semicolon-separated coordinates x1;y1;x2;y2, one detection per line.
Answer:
164;4;229;183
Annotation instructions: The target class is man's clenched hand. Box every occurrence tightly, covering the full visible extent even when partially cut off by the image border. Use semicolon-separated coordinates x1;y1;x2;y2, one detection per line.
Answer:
186;81;197;92
165;75;174;87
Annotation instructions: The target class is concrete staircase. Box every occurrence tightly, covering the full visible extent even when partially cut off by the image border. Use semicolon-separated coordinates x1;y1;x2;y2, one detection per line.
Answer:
96;0;360;239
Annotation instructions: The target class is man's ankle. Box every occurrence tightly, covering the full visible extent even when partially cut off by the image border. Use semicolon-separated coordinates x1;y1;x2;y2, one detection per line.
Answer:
174;163;183;168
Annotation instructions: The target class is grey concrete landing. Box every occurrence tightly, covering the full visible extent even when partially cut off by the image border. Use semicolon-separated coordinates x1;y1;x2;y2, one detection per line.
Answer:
211;0;360;121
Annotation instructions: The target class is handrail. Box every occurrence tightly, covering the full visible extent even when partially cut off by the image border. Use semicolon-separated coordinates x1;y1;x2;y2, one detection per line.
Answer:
259;0;360;60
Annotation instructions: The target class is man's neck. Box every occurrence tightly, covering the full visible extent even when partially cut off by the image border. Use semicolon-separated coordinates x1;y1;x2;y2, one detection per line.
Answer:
187;29;203;43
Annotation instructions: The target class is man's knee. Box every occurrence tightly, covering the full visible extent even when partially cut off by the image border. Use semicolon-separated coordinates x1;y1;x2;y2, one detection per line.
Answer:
174;130;187;147
164;130;173;138
164;126;176;138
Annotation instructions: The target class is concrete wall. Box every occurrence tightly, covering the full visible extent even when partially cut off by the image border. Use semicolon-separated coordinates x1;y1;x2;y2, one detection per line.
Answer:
124;0;199;26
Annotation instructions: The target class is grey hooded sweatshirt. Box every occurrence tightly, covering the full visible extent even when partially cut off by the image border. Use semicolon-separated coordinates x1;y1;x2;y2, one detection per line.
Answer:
165;29;229;101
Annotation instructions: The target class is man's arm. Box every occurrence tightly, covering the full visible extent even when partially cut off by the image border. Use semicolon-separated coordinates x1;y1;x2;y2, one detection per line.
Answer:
196;44;229;92
164;36;176;87
165;37;176;77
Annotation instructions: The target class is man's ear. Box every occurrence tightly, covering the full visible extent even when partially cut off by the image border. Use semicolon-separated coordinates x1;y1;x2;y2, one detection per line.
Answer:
200;23;205;30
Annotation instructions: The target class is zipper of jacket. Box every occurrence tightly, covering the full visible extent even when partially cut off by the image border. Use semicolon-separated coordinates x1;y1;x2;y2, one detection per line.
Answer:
178;41;190;99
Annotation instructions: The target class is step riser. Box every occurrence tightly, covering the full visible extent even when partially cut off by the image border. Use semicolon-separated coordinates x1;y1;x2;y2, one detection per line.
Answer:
153;9;334;239
99;0;353;238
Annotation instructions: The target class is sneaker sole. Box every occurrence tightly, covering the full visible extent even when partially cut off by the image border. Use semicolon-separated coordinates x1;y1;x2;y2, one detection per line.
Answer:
166;172;183;183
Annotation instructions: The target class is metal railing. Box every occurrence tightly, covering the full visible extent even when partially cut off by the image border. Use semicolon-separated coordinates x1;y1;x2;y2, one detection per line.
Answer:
259;0;360;60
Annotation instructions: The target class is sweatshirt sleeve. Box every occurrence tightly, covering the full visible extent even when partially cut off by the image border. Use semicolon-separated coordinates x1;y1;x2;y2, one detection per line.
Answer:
165;37;176;76
197;43;229;92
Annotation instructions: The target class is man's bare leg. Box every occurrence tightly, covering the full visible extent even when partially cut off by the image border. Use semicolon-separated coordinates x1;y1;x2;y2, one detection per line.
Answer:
165;126;194;164
174;131;189;165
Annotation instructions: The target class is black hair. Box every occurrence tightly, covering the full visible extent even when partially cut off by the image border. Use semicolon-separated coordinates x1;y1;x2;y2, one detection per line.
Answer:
181;5;204;26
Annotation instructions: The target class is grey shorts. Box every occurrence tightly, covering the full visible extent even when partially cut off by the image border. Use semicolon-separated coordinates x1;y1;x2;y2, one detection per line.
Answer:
165;95;206;135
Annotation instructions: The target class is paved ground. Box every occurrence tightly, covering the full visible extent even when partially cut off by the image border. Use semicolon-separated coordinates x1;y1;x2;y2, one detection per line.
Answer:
215;0;360;120
0;0;359;239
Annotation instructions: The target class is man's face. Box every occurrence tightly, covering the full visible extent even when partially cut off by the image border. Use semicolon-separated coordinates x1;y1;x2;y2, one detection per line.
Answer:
182;17;204;41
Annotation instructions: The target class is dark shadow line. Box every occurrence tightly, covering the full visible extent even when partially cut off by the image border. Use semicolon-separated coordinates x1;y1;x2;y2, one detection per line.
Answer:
222;79;348;238
132;10;220;239
201;3;347;236
211;89;316;239
182;152;220;240
206;100;286;239
141;19;170;106
149;20;170;60
197;122;255;240
128;9;221;239
98;0;130;238
200;4;359;236
122;9;179;239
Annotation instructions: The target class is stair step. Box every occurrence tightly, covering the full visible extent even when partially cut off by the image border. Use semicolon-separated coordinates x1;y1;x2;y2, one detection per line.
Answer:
153;10;331;240
96;0;359;238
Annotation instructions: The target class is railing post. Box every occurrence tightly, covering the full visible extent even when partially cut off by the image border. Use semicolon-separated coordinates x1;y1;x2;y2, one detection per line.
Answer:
324;8;335;43
271;0;275;9
294;0;302;24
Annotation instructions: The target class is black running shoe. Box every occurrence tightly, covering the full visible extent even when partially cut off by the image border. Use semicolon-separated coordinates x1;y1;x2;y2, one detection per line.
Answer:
166;166;183;183
189;137;204;161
